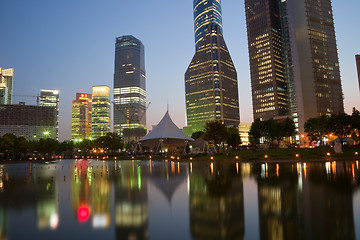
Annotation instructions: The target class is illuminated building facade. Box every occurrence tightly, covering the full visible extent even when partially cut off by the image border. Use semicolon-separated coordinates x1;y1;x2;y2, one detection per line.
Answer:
40;89;60;140
245;0;344;134
0;103;57;140
356;55;360;91
185;0;240;135
0;68;13;105
113;35;146;136
245;0;288;121
193;0;223;50
71;93;92;140
91;86;111;139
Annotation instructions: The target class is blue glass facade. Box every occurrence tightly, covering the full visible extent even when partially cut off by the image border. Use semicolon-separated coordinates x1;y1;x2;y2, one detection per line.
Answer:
193;0;223;49
113;35;146;136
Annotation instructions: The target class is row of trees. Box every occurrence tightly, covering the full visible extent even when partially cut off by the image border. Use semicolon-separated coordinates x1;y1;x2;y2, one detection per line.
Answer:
304;108;360;145
0;133;124;160
191;121;241;152
249;117;296;148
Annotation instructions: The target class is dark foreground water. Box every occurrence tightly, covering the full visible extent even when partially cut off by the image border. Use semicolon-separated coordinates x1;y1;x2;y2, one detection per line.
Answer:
1;159;360;240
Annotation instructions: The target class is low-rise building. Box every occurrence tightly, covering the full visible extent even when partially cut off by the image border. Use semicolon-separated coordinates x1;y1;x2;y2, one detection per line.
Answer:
0;103;57;140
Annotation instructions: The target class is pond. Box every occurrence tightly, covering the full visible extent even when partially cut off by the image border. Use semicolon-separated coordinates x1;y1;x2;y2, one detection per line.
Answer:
0;159;359;240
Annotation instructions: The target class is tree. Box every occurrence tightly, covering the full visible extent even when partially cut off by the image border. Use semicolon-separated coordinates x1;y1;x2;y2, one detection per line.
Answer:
304;115;330;145
191;131;204;140
94;133;123;152
202;121;229;152
351;108;360;144
249;119;263;148
282;117;297;145
328;113;352;146
226;127;241;149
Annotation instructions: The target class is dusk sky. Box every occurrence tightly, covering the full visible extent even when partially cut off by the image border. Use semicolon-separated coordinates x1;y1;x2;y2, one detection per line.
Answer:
1;0;359;141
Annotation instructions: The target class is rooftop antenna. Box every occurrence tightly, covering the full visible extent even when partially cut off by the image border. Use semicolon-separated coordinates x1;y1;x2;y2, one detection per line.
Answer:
167;99;169;112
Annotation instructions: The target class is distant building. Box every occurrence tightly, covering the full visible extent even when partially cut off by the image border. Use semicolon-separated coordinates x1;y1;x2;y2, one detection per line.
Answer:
91;86;111;139
0;68;13;105
356;55;360;91
72;93;92;141
113;35;146;136
184;0;240;136
0;103;57;140
40;89;60;139
239;123;251;145
245;0;344;136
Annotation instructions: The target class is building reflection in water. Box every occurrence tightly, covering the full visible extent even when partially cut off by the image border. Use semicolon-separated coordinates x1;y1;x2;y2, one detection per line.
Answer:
71;160;111;227
189;161;245;240
114;161;149;240
254;161;357;240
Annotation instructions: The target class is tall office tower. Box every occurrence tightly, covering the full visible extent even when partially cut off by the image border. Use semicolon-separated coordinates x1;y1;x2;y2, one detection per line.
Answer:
185;0;240;135
245;0;344;134
91;86;111;139
244;0;288;121
71;93;92;141
113;35;146;136
40;89;60;139
194;0;223;50
0;68;13;104
356;55;360;91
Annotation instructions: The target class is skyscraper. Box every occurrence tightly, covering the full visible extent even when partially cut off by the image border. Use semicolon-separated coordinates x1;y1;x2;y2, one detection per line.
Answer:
71;93;92;141
185;0;240;135
193;0;223;50
245;0;344;134
40;89;60;139
244;0;288;121
91;86;111;139
0;68;13;105
356;55;360;91
113;35;146;136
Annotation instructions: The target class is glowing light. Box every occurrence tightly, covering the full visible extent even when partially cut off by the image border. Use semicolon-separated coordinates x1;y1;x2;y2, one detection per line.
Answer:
296;154;299;158
276;164;279;177
77;205;90;222
190;162;193;173
235;156;239;159
50;213;59;230
210;156;214;160
327;152;331;156
355;152;358;155
190;157;193;160
210;162;214;174
265;155;268;159
236;162;239;174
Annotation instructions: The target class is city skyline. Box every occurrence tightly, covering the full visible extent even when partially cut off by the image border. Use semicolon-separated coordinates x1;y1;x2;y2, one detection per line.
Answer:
0;0;359;141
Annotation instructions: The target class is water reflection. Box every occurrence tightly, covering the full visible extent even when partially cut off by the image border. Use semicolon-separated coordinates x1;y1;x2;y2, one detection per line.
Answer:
0;159;359;239
190;162;244;240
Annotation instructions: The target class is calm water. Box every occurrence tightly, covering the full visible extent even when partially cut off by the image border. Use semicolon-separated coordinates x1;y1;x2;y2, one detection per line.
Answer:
0;159;360;240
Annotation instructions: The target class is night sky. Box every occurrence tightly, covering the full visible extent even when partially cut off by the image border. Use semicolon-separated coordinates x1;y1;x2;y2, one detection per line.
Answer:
1;0;359;141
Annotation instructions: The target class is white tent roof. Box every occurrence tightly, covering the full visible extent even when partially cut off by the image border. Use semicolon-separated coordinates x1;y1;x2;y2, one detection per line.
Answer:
140;111;193;142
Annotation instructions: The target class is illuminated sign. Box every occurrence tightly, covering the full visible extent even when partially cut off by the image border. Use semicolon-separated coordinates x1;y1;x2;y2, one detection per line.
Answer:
77;93;91;101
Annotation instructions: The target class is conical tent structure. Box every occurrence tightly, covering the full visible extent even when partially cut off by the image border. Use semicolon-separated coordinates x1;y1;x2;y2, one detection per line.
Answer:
139;111;193;153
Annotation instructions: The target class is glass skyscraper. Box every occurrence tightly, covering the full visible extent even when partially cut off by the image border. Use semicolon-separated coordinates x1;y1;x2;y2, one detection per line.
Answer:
185;0;240;135
244;0;288;121
245;0;344;135
113;35;146;136
91;86;111;139
193;0;223;50
0;68;13;105
71;93;92;141
40;89;60;139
